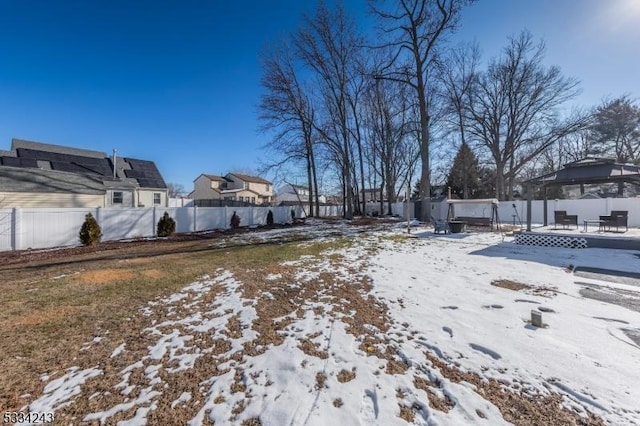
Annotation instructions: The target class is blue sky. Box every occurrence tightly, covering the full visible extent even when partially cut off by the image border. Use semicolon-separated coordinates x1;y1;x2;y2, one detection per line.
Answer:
0;0;638;192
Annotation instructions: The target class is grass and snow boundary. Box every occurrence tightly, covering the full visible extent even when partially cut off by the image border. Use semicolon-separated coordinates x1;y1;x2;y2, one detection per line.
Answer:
19;224;640;424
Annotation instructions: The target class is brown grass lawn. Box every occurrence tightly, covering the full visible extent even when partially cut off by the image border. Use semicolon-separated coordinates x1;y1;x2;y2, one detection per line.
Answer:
0;233;347;413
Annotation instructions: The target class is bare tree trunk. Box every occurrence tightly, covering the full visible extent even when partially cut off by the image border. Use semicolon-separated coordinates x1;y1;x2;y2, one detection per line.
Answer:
311;147;320;217
305;151;314;217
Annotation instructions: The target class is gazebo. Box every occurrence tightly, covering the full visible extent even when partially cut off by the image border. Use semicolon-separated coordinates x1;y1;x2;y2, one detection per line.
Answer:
524;158;640;231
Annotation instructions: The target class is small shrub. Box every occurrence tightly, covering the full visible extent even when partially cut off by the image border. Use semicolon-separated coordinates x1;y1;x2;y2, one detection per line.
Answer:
231;211;241;229
291;209;296;222
267;210;274;226
157;211;176;237
79;213;102;246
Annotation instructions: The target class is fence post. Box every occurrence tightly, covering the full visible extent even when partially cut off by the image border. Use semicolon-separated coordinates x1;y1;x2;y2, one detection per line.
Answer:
11;207;22;251
249;205;254;227
152;206;157;237
193;205;197;232
224;206;229;229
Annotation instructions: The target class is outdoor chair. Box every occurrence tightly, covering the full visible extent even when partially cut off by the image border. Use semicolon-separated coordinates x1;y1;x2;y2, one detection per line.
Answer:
554;210;578;229
599;210;628;232
431;215;450;234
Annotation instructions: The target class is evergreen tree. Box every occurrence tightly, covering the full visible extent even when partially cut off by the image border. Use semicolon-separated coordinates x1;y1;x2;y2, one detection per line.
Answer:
445;143;481;199
79;213;102;246
590;96;640;163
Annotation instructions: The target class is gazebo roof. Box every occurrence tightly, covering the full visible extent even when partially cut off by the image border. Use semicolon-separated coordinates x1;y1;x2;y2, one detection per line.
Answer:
526;157;640;187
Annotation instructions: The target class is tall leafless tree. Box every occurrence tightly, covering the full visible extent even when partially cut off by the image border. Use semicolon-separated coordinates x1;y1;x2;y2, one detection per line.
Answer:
363;73;417;214
259;40;321;216
463;31;587;200
295;2;365;218
370;0;475;220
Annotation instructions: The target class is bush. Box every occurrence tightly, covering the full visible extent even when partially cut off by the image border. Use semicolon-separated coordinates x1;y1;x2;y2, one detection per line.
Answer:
79;213;102;246
267;210;274;226
157;211;176;237
291;209;296;222
231;211;241;229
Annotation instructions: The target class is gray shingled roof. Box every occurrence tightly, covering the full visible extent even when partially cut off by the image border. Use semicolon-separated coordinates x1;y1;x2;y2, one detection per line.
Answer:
1;138;167;190
228;173;272;185
12;138;106;159
0;166;106;194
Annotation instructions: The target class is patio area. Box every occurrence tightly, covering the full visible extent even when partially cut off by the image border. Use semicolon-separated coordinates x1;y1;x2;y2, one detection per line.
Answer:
513;224;640;250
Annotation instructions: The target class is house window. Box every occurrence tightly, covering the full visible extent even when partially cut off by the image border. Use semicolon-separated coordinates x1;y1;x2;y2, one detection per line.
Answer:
224;196;233;200
244;182;250;190
112;191;123;204
251;197;256;204
265;184;270;192
153;193;161;205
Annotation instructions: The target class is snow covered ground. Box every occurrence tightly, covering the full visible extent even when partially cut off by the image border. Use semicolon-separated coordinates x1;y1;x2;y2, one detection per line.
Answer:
22;222;640;425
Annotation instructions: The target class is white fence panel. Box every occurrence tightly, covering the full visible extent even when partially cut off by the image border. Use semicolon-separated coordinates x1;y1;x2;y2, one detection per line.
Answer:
168;198;193;207
273;206;292;224
231;207;253;228
0;209;14;251
174;207;195;233
101;208;154;240
195;207;227;231
250;207;269;226
22;208;90;249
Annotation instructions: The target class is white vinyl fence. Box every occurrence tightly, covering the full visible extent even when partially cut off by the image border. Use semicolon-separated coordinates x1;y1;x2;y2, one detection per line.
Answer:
444;197;640;229
0;206;293;252
292;204;344;218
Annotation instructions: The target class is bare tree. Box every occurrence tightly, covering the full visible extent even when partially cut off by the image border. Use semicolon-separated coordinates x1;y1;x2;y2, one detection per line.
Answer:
259;39;321;216
370;0;475;220
464;31;587;200
295;2;365;219
166;183;185;198
363;72;417;214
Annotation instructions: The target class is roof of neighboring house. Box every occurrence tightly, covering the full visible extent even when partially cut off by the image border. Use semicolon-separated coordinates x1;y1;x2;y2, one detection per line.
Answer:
220;188;261;195
228;173;272;185
201;174;232;182
0;138;167;189
0;165;106;194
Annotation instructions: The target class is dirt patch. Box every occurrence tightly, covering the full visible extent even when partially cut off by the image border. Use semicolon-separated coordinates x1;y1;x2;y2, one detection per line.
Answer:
333;398;344;407
315;372;327;390
398;404;415;422
337;368;356;383
12;306;82;327
491;279;532;291
413;375;454;412
77;269;135;285
141;269;165;279
425;352;604;426
299;338;329;359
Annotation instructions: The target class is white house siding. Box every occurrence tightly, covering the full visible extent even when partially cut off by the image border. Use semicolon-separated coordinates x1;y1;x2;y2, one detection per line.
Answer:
0;191;104;208
105;189;135;207
137;189;168;207
191;176;222;200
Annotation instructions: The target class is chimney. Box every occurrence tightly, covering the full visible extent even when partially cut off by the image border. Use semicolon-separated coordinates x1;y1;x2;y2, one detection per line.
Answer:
112;149;117;179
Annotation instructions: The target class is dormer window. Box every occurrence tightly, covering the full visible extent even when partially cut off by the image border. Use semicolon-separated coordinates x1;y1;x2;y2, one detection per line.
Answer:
244;182;250;189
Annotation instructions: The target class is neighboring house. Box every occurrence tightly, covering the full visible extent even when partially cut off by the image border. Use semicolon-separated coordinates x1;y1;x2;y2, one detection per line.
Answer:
190;173;273;205
275;183;327;205
0;166;106;208
0;138;168;208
